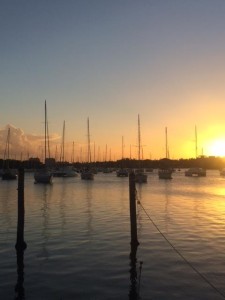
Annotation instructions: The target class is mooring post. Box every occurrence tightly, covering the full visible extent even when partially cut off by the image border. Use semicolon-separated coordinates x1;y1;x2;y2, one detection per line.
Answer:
15;167;27;251
15;167;26;299
129;171;139;247
129;241;138;299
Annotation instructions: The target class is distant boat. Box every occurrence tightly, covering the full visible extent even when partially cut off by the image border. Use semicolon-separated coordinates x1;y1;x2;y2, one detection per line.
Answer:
52;121;78;178
81;168;94;180
34;101;53;184
135;168;147;183
63;166;78;177
103;167;112;173
145;168;153;172
52;120;67;177
34;168;53;184
81;118;94;180
185;168;206;177
116;168;129;177
2;168;17;180
2;128;17;180
53;165;78;177
134;115;147;183
158;127;172;180
158;168;172;180
116;136;128;177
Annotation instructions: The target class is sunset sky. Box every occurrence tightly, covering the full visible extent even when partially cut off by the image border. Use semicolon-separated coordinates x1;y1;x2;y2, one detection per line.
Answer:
1;0;225;161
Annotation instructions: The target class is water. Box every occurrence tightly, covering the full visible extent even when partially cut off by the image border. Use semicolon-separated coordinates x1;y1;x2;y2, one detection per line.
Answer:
1;170;225;299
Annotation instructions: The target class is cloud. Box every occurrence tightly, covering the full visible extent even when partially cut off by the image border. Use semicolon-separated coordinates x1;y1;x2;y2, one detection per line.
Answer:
0;124;61;159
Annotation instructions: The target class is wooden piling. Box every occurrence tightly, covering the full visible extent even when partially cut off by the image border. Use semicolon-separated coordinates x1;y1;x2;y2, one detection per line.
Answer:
15;247;25;299
129;171;139;246
129;242;138;299
15;167;27;251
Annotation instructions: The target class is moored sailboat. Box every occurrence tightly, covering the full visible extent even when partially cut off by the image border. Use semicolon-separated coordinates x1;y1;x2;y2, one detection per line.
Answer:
158;167;172;179
158;127;172;179
81;118;94;180
52;121;78;177
1;127;17;180
185;167;206;177
135;115;147;183
34;167;53;183
116;136;128;177
184;126;206;177
34;101;53;184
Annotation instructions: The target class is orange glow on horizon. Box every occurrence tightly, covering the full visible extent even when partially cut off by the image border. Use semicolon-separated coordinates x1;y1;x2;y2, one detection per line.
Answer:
204;139;225;157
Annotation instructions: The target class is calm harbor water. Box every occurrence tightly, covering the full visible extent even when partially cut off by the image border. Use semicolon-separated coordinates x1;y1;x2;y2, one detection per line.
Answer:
1;169;225;300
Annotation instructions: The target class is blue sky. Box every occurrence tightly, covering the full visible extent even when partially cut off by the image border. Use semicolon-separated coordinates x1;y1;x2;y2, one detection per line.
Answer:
1;1;225;160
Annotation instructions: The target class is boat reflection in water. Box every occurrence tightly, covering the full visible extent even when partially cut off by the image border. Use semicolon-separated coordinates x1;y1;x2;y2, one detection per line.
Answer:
2;170;225;299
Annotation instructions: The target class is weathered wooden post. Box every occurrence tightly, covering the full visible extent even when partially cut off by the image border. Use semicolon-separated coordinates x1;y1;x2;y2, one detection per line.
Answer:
15;167;27;251
129;242;138;299
15;167;27;299
129;171;140;299
129;171;139;246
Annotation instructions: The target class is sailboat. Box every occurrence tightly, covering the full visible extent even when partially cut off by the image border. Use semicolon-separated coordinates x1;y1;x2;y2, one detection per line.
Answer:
52;121;78;177
135;115;147;183
81;118;94;180
158;127;173;179
34;101;53;184
1;127;17;180
184;125;206;177
116;136;128;177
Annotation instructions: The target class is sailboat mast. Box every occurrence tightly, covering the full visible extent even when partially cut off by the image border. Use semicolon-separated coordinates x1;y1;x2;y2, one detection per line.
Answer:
55;145;58;161
4;128;10;168
105;144;107;162
47;115;51;160
138;114;141;161
62;120;65;162
165;126;168;159
7;128;10;162
44;100;47;164
93;142;95;162
195;125;198;158
87;118;91;163
122;136;124;159
72;141;75;163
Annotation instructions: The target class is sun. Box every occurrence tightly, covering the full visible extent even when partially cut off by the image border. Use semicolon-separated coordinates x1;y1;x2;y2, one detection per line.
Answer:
206;139;225;157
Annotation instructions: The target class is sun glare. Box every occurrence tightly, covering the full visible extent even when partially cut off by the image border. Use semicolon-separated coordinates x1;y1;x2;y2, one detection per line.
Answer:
207;139;225;157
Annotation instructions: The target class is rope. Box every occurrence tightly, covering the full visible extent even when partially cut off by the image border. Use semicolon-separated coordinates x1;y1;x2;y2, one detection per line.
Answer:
135;190;225;299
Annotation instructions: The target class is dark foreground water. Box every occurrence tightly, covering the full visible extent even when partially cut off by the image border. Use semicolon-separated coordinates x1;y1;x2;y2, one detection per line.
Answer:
1;169;225;300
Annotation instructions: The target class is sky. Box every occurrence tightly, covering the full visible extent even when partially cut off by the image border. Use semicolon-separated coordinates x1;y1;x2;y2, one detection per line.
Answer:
1;0;225;162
